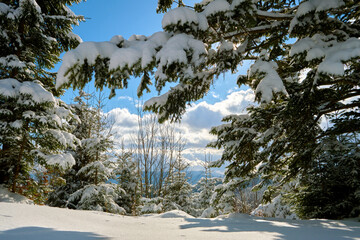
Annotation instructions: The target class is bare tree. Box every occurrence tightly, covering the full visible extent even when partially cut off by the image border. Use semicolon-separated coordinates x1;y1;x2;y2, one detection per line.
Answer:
132;109;185;199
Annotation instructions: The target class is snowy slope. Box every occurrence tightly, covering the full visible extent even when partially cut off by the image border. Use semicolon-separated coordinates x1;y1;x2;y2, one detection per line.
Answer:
1;202;360;240
0;187;33;205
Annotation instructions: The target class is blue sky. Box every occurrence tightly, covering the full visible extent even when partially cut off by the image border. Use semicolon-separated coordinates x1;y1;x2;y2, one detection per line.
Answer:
58;0;255;169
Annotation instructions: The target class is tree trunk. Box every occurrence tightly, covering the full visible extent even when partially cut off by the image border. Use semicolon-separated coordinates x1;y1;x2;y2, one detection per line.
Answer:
12;129;27;193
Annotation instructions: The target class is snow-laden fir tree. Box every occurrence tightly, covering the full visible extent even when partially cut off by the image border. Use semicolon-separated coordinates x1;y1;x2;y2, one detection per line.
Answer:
163;148;192;214
48;91;125;214
291;135;360;219
67;108;125;213
192;176;221;217
68;92;126;214
210;177;243;215
113;144;141;215
0;0;83;193
191;154;221;217
47;90;96;207
55;0;360;218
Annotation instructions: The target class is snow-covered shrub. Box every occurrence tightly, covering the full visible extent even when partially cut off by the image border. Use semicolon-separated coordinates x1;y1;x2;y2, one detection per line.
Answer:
163;172;192;214
191;177;222;217
251;195;298;220
68;183;126;214
200;206;218;218
140;197;163;214
114;148;141;215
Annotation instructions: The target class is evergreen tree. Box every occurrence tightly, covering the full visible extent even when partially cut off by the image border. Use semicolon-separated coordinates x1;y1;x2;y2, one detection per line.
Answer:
67;183;125;214
114;144;141;215
210;177;242;215
163;171;192;213
163;149;192;213
0;0;83;193
191;154;221;217
192;176;221;217
66;93;125;214
55;0;360;218
47;90;96;207
48;91;125;214
292;135;360;219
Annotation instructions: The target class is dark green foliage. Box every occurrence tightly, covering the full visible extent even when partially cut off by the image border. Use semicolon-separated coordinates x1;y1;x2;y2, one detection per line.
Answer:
114;147;141;215
293;137;360;219
157;0;174;13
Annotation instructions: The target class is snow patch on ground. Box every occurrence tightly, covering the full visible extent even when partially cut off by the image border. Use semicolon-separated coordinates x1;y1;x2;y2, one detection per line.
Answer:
0;186;33;204
157;210;194;219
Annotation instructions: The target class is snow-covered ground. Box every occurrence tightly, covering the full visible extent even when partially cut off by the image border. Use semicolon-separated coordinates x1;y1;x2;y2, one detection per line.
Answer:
1;202;360;240
1;187;360;240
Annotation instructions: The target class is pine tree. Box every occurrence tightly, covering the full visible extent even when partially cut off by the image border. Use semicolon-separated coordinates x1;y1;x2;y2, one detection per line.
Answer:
163;149;192;213
191;154;221;217
55;0;360;218
114;144;141;215
210;177;242;215
47;90;96;207
192;176;221;217
0;0;83;193
292;135;360;219
68;92;126;214
48;91;125;214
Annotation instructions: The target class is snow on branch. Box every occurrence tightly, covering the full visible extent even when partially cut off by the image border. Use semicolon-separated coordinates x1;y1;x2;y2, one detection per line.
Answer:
162;7;208;31
249;60;288;103
290;34;360;76
0;78;55;104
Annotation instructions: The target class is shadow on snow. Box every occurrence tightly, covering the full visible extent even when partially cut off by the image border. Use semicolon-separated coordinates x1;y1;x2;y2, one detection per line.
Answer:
180;214;360;240
0;227;109;240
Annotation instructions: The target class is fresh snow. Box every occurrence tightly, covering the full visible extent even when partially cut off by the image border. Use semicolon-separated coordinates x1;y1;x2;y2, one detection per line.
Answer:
202;0;230;17
289;0;345;33
0;78;55;104
155;34;207;80
44;153;76;169
0;187;33;205
162;7;208;31
249;60;288;103
56;41;118;88
251;195;298;220
290;35;360;76
296;0;345;17
1;192;360;240
157;210;194;219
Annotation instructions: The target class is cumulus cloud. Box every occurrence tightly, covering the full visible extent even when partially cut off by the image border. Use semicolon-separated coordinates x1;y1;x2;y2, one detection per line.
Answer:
182;102;223;129
182;88;255;131
107;108;138;144
227;86;239;94
107;88;255;169
108;108;137;128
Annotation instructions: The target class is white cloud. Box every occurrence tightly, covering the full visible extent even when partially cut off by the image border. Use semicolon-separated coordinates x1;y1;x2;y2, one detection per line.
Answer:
182;89;255;131
107;108;138;144
210;91;220;99
118;96;134;101
227;86;239;94
107;89;255;169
